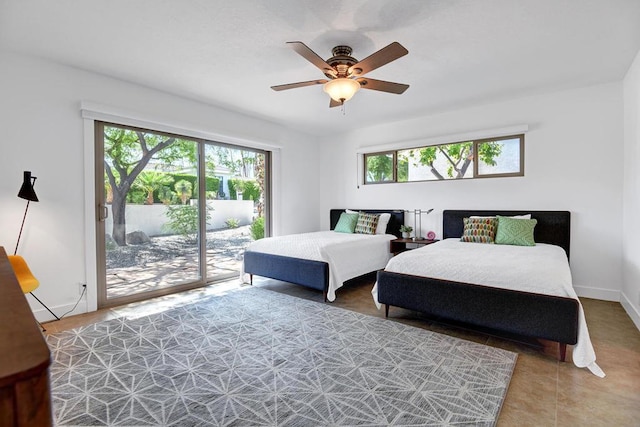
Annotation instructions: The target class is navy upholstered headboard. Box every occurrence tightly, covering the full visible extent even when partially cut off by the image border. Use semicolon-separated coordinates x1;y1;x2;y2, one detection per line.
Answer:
330;209;405;238
442;210;571;259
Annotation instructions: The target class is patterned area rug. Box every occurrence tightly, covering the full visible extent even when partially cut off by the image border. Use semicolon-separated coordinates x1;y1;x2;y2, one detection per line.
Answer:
47;287;517;426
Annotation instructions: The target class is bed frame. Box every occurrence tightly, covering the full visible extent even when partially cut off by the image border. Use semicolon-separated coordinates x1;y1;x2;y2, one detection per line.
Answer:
244;209;404;301
376;210;579;361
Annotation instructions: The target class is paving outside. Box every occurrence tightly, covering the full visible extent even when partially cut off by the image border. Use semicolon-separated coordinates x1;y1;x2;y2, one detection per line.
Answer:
106;226;253;299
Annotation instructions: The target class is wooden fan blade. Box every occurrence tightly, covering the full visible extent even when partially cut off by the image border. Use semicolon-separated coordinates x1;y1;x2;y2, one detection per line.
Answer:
329;98;341;108
356;77;409;94
287;41;337;78
271;79;328;91
348;42;408;77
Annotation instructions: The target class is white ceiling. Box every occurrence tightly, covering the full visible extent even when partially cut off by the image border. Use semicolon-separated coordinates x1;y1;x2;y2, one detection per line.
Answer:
2;0;640;137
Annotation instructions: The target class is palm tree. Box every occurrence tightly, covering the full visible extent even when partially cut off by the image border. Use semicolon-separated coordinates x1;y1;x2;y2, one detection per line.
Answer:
157;185;176;205
133;171;174;205
174;179;193;205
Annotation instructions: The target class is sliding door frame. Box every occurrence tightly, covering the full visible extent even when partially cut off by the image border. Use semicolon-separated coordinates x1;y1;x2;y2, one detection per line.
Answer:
94;120;272;309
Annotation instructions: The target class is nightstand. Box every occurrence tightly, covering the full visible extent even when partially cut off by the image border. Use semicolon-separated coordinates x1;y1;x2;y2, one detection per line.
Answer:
390;238;439;255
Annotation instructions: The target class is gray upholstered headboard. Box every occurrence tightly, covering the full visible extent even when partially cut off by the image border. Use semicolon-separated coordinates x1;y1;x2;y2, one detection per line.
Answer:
442;210;571;259
330;209;405;238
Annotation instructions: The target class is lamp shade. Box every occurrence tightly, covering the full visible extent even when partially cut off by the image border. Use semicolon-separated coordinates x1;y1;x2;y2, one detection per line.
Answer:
323;78;361;103
18;171;38;202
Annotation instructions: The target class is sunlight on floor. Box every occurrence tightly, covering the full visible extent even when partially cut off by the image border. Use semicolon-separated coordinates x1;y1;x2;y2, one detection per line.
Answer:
110;278;251;319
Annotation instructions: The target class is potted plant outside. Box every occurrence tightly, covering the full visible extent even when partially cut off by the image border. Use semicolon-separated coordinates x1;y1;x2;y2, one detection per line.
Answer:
400;225;413;239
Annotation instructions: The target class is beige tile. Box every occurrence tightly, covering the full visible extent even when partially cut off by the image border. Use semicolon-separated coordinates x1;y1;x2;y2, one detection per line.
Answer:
557;387;640;426
558;350;640;403
498;369;558;426
507;349;559;380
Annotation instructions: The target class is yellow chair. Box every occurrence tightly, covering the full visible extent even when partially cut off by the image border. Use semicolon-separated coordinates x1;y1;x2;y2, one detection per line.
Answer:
8;255;59;322
8;255;39;292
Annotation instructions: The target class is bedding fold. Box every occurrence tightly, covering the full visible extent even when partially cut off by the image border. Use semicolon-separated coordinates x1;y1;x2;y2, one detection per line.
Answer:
242;231;394;301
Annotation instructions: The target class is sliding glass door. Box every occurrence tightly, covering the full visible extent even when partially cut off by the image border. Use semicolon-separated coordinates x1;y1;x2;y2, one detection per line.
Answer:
203;144;269;282
95;122;269;308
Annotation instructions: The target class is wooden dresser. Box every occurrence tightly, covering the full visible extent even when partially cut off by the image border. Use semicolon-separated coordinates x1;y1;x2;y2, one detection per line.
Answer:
0;247;52;426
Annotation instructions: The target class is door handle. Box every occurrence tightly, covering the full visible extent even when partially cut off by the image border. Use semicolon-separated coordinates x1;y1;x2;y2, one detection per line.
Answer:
98;205;109;222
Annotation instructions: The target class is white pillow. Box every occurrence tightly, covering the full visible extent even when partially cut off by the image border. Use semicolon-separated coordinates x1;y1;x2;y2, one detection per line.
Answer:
470;214;532;219
375;213;391;234
345;209;391;234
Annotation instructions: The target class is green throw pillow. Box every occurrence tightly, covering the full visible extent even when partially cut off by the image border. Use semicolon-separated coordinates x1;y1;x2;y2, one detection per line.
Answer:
495;216;537;246
334;212;359;233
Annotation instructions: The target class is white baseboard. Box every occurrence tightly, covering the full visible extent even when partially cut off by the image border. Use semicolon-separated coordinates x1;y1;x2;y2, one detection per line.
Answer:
620;292;640;332
574;285;620;302
29;298;88;323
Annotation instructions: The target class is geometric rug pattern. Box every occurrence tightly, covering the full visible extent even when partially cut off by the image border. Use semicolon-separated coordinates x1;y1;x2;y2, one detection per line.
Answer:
47;287;517;426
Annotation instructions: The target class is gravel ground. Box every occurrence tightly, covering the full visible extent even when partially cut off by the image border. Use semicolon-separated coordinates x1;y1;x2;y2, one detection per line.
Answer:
106;226;253;269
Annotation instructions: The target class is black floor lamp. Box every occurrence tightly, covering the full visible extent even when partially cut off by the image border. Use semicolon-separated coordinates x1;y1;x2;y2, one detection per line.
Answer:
15;171;39;255
13;171;60;321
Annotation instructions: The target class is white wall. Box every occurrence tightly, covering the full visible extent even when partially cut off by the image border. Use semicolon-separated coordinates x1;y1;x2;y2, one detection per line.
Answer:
1;47;634;323
320;83;624;302
623;49;640;330
0;51;320;321
103;200;255;237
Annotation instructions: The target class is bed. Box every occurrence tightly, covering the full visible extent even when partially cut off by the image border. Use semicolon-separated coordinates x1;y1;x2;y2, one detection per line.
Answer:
243;209;404;301
374;210;604;377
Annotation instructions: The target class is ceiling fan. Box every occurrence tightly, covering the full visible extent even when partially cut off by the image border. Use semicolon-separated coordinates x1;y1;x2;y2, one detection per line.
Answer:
271;41;409;108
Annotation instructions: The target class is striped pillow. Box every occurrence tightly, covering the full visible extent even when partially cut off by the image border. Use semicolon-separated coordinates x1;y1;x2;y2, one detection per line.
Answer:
354;212;379;235
460;217;498;243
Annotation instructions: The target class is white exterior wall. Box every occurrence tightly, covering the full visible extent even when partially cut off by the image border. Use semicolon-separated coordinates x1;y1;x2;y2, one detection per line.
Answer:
623;48;640;330
320;83;624;302
103;200;254;237
0;51;320;321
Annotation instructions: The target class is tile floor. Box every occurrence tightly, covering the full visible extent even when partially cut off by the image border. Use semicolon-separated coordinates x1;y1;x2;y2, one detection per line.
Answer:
44;276;640;426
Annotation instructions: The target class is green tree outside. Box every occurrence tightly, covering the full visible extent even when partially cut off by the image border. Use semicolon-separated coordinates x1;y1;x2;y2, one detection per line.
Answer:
174;179;193;205
103;125;196;246
133;171;174;205
369;141;504;183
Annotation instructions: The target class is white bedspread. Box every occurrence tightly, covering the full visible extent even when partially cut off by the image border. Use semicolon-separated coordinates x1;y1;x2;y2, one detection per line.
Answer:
372;238;604;377
243;231;395;301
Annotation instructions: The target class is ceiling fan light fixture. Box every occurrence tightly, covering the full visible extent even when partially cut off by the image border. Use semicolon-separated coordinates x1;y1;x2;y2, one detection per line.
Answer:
323;78;361;103
273;41;409;108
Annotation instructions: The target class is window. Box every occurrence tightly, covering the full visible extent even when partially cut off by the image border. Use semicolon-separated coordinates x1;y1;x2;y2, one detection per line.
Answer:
364;152;395;184
476;136;523;177
364;134;524;184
